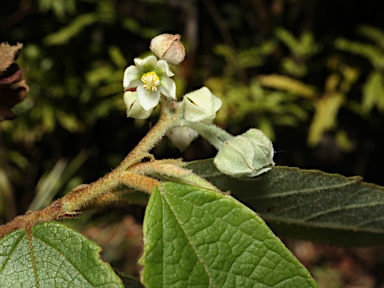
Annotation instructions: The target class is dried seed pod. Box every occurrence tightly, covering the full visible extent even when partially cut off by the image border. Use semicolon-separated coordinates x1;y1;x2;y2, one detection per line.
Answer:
150;34;185;65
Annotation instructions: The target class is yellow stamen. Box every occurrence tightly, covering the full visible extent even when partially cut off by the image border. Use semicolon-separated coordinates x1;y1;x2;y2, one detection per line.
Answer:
141;71;161;91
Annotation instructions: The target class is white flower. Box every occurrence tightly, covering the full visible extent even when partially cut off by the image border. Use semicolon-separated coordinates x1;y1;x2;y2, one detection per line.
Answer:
124;91;154;119
123;55;176;111
183;87;222;124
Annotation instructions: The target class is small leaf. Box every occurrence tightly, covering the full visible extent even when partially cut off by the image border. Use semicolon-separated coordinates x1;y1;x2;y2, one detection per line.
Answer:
362;71;384;113
308;92;343;146
43;14;97;45
187;159;384;247
0;222;123;287
335;38;384;69
257;74;316;98
358;25;384;50
140;182;316;288
109;46;127;69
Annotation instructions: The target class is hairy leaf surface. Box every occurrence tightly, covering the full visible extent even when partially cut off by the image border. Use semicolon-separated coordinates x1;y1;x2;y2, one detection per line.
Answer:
0;222;123;287
187;159;384;246
140;182;316;288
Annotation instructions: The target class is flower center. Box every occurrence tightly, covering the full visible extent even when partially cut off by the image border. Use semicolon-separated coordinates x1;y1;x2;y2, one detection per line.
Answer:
141;71;161;91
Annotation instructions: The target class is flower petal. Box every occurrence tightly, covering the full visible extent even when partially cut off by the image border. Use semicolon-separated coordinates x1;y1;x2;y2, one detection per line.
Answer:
212;96;223;113
134;55;157;69
123;66;141;88
184;99;210;122
124;91;153;119
159;77;176;99
182;87;221;123
137;85;161;110
155;60;174;77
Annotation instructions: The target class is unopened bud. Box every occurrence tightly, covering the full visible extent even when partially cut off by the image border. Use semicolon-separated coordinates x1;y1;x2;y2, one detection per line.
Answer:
167;126;198;152
183;87;222;124
150;34;185;65
213;129;275;178
124;91;154;119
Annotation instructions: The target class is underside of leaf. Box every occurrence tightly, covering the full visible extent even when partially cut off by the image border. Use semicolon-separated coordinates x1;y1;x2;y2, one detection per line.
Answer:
187;159;384;246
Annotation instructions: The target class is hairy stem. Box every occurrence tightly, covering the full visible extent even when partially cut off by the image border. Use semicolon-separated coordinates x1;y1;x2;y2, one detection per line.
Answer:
0;99;182;238
118;99;182;171
182;120;233;150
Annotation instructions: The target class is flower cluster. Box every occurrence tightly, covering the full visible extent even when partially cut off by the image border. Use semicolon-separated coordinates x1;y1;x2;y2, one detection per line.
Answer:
123;34;186;119
122;34;222;151
122;33;275;177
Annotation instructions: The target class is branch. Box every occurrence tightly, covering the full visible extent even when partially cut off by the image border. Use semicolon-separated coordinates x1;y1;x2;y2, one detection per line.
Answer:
0;99;182;238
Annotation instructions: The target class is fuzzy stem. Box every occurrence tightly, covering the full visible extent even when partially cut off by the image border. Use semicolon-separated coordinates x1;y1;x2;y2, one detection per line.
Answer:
118;99;182;171
0;99;183;238
63;99;182;212
120;171;160;194
181;120;233;150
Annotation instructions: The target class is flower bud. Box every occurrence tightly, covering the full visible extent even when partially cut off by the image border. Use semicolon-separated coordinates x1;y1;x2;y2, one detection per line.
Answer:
183;87;222;124
124;91;154;119
150;34;185;65
213;129;275;178
166;126;198;152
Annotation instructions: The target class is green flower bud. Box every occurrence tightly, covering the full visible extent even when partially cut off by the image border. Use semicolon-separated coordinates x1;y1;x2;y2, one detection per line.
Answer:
150;34;185;65
183;87;222;124
213;129;275;178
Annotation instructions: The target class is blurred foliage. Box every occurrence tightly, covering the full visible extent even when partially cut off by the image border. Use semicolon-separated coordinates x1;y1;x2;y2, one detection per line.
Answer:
275;27;320;77
336;25;384;114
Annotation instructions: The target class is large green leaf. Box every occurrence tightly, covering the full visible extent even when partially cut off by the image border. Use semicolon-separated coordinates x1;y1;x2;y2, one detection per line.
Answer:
140;182;316;288
187;159;384;246
0;222;123;287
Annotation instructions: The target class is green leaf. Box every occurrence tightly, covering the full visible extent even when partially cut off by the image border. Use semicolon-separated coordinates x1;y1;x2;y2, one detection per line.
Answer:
140;182;316;288
308;92;344;146
275;28;318;57
362;71;384;113
0;222;123;287
187;159;384;247
358;25;384;50
44;13;97;45
108;46;127;69
335;38;384;69
257;74;316;98
38;0;76;18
